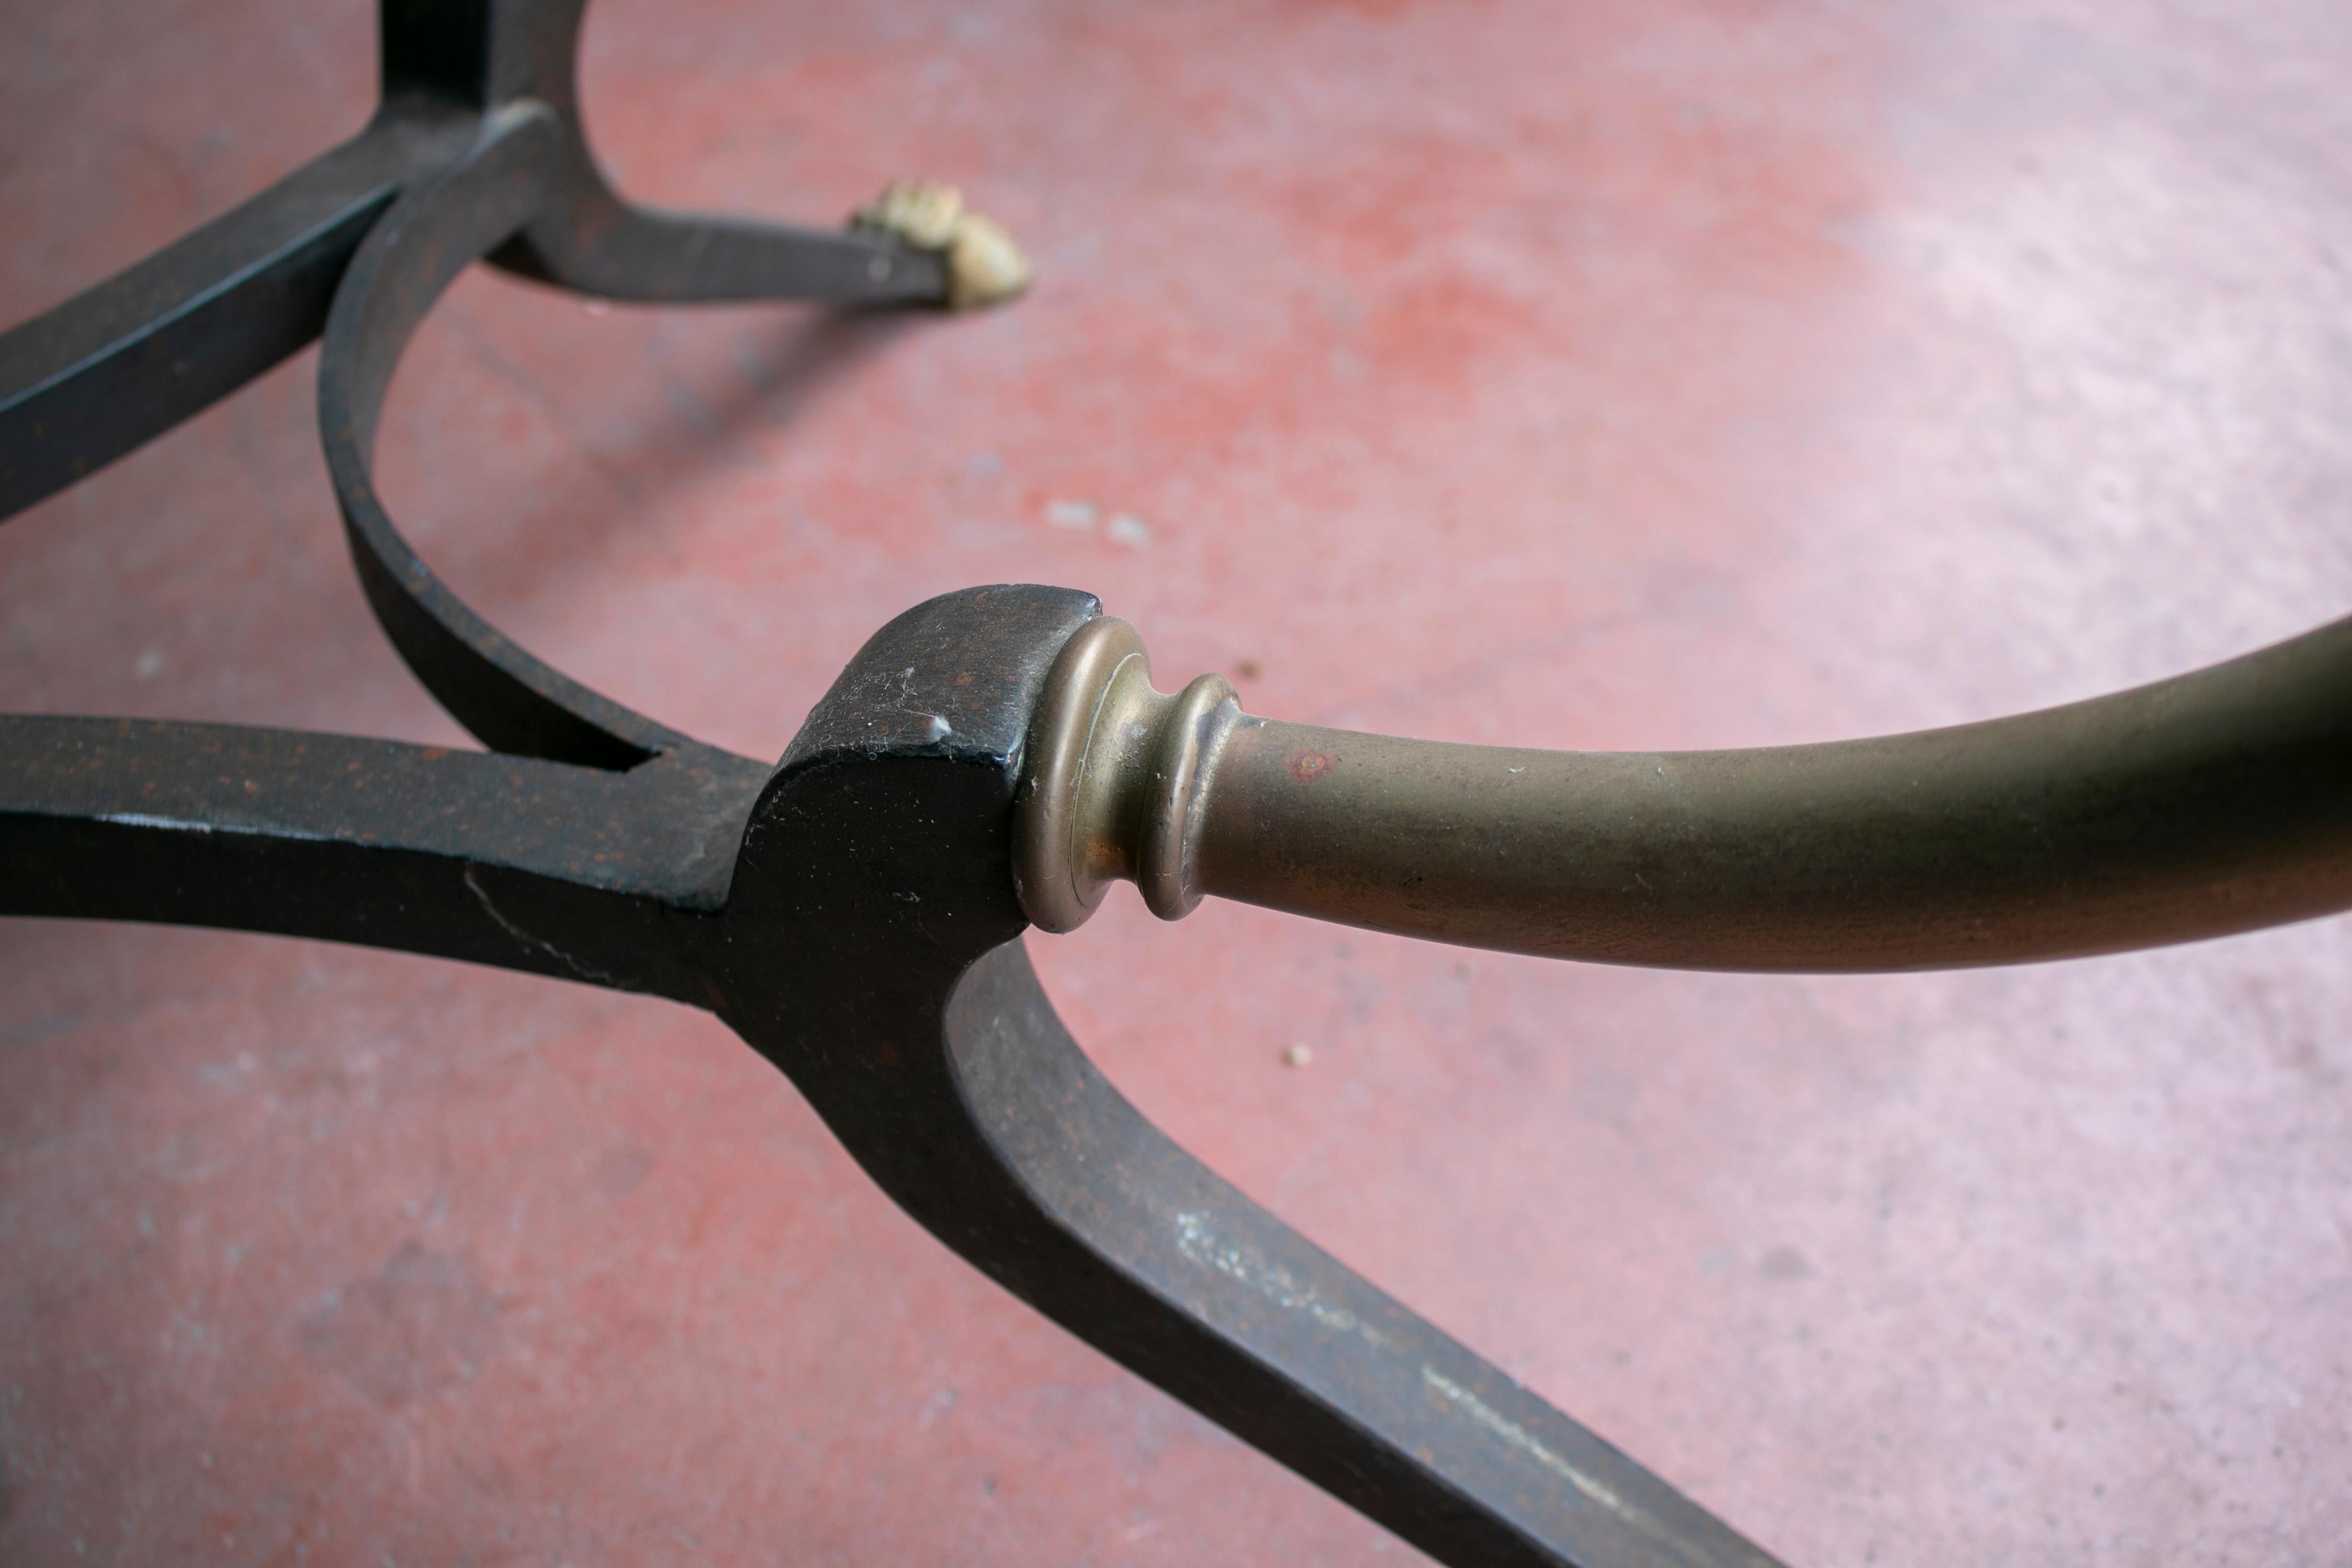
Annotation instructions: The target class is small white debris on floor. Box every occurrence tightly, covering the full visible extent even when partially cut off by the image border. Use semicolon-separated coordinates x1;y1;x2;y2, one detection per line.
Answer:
1106;512;1152;547
1282;1042;1313;1068
1044;499;1098;530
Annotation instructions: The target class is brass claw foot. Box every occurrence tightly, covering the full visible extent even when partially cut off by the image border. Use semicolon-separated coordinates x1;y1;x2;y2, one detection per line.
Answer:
852;179;1033;310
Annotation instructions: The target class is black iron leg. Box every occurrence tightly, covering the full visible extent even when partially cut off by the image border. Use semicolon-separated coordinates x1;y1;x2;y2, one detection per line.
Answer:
0;110;474;522
0;583;1788;1568
717;586;1783;1568
379;0;953;305
495;131;952;306
0;0;964;530
0;3;1779;1559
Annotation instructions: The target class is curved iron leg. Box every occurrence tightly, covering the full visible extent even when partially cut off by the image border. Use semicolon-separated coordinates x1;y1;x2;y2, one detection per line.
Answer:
716;586;1784;1568
378;0;953;305
498;142;953;307
3;3;1763;1553
316;101;700;769
0;108;474;524
1;0;977;527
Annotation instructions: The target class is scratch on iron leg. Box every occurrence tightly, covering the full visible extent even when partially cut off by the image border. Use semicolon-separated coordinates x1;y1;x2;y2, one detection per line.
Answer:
886;665;953;740
1420;1366;1716;1562
464;864;622;986
1173;1212;1391;1347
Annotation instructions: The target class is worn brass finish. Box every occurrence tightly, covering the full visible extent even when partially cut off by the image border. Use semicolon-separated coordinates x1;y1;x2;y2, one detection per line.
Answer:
1013;616;1242;931
1018;610;2352;971
850;179;1033;309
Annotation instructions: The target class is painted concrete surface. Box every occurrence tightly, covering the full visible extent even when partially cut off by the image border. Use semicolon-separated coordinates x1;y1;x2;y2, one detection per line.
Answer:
4;1;2349;1562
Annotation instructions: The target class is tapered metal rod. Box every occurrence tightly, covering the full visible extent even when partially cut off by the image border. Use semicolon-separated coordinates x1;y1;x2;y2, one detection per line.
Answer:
1014;612;2352;971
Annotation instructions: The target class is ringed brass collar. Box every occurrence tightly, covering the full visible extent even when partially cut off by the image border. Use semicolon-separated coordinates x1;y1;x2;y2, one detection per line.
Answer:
1013;616;1241;932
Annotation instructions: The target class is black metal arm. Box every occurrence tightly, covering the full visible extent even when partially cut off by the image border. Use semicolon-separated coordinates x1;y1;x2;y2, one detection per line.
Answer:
0;0;942;526
0;3;1782;1563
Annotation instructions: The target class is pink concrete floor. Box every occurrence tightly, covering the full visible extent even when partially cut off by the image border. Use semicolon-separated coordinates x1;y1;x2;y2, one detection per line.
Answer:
5;1;2351;1563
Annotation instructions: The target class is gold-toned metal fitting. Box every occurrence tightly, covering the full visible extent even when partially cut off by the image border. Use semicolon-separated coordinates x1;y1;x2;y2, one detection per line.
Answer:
850;179;1033;310
1014;617;1238;933
1139;673;1241;920
1014;604;2352;970
852;179;965;249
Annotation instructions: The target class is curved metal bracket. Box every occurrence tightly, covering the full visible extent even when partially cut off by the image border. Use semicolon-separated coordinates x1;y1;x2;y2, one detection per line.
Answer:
721;586;1783;1568
377;0;954;305
0;0;958;530
0;3;1788;1554
317;99;691;767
